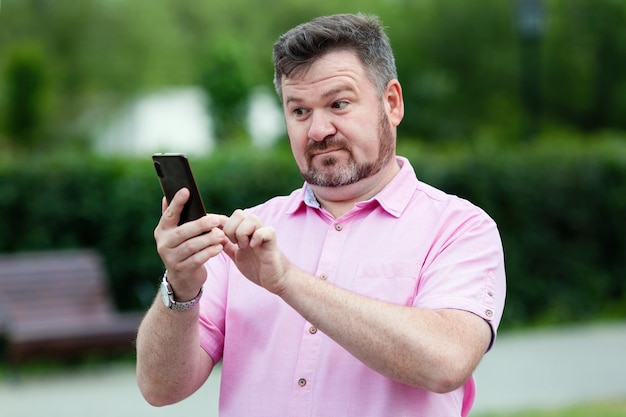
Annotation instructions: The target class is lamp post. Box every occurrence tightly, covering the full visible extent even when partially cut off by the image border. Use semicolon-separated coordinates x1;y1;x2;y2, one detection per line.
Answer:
516;0;546;140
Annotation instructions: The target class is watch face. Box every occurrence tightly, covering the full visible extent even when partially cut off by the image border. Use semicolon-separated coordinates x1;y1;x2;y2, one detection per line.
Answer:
160;280;172;307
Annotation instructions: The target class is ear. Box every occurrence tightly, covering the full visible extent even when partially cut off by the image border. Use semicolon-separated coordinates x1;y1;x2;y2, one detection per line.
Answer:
383;80;404;127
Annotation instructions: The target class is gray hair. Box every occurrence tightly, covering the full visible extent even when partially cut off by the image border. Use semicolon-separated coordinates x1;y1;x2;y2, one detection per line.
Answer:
272;13;397;101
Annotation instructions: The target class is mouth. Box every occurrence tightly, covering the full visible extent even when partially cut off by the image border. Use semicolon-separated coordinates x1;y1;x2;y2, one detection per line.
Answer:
311;148;347;157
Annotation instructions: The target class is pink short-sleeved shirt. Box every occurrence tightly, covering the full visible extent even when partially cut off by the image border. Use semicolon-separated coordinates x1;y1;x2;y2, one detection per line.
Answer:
199;156;506;417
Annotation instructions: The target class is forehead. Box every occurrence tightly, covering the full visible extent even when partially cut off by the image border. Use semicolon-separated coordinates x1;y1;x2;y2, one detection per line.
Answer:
281;50;374;101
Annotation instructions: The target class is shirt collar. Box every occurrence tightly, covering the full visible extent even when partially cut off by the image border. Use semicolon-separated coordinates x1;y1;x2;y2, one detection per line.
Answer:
364;156;417;218
285;156;417;218
284;185;320;215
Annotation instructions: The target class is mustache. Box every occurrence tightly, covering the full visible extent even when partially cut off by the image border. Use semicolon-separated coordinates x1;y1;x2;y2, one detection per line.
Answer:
305;137;351;158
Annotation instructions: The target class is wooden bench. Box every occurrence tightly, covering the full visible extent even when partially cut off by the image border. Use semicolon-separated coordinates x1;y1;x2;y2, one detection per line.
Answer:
0;249;145;366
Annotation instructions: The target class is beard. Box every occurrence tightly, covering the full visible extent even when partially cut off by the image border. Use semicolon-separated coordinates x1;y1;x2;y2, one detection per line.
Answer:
300;107;395;188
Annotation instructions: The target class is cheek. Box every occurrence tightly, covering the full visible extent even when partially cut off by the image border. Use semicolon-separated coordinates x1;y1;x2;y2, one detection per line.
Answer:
286;124;305;147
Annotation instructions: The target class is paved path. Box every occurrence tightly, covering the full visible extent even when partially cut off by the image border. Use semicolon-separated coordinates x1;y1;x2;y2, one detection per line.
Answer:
472;320;626;413
1;321;625;416
0;362;220;417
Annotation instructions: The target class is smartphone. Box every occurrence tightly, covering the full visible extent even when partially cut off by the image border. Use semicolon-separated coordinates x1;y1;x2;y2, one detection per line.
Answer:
152;153;207;225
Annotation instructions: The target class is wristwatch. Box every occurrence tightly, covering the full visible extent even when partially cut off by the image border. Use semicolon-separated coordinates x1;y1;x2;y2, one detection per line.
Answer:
160;270;203;311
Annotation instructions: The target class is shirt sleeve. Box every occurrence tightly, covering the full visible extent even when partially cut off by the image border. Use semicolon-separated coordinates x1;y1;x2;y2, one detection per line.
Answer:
414;207;506;342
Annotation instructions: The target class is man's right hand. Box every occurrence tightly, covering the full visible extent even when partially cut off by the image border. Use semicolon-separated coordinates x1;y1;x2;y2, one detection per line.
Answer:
154;187;229;301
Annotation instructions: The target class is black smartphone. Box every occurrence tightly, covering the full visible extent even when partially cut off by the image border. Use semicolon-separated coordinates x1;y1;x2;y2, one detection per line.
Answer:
152;153;207;225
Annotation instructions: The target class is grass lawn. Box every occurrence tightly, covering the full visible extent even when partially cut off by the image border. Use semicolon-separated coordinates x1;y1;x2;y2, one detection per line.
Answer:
473;399;626;417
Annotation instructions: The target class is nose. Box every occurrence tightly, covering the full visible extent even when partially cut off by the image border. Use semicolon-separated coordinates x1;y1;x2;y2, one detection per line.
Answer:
308;110;336;142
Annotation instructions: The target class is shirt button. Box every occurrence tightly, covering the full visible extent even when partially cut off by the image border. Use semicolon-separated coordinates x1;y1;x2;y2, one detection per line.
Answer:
309;326;318;334
485;309;494;318
298;378;307;387
335;224;343;231
319;273;328;281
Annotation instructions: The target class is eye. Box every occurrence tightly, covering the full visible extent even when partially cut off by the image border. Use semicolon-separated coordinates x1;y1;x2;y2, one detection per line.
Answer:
293;107;309;118
332;100;349;110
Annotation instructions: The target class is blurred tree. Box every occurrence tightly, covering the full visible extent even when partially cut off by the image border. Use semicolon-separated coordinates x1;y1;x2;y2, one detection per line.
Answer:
3;42;50;148
388;0;520;141
1;0;625;152
198;38;254;143
543;0;626;132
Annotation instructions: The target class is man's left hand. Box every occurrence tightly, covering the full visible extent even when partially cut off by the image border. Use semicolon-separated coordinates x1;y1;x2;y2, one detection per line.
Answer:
221;209;292;295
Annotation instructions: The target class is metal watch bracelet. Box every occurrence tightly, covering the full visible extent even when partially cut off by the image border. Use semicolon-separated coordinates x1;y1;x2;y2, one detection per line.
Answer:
160;270;203;311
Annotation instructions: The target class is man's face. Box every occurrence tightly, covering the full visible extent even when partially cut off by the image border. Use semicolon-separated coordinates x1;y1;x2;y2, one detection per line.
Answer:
281;50;399;188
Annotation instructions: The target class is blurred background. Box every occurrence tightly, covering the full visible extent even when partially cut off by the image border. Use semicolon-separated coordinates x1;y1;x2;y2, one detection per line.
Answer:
0;0;625;414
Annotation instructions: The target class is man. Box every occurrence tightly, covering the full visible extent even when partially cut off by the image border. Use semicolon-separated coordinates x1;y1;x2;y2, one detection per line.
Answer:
136;13;506;417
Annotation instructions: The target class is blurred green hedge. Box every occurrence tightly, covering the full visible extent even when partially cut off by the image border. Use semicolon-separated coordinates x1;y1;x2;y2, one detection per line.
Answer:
1;137;625;329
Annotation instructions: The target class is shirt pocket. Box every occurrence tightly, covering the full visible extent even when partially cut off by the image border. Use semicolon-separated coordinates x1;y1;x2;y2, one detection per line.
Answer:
354;261;420;306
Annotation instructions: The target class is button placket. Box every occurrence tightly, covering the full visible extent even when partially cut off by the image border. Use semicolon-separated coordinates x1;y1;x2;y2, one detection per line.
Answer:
289;216;349;410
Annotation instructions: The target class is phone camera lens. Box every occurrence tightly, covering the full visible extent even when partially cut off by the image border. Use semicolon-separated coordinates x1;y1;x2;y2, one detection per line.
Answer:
154;161;164;178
